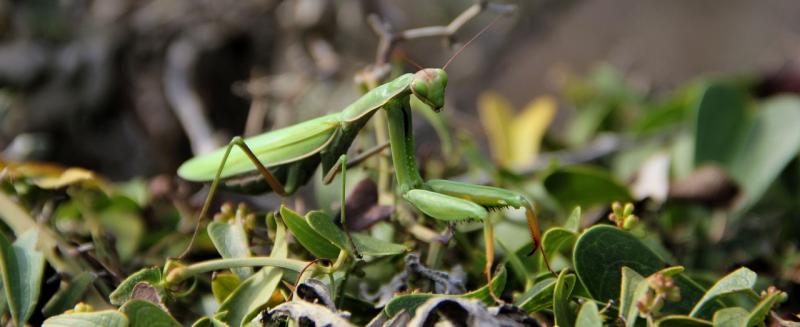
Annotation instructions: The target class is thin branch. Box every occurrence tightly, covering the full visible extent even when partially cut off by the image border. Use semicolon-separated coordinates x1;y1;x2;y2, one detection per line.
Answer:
366;1;516;73
164;36;220;155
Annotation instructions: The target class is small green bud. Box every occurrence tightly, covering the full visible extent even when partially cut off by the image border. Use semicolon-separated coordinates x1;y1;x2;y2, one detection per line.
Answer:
69;302;93;313
623;215;639;230
612;202;623;218
623;203;634;218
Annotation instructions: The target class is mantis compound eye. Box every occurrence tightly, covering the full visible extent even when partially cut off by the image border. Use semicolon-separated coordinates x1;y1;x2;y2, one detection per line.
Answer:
411;68;448;111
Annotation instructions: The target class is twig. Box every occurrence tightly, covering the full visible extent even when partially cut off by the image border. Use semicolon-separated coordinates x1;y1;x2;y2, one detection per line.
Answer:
365;1;516;78
164;36;220;155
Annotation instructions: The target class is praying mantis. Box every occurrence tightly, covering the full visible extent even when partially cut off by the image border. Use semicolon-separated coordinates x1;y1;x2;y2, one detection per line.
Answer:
176;13;552;299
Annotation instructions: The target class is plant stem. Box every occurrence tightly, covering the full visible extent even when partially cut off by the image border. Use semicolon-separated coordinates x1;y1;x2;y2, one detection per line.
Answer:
167;257;309;284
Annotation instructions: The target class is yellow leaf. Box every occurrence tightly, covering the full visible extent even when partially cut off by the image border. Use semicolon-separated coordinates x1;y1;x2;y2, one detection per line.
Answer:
510;96;557;168
478;92;514;166
1;160;113;194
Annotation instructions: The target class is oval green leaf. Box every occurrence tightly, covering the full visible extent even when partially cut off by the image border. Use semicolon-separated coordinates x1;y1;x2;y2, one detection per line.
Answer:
109;267;163;306
553;270;577;327
693;82;748;167
121;299;181;327
306;210;350;252
211;271;241;304
208;221;253;280
573;225;705;314
351;234;407;257
712;307;749;327
0;229;46;326
689;267;756;318
575;301;603;327
43;310;129;327
280;206;339;259
619;266;648;327
730;96;800;212
515;277;557;313
218;218;289;327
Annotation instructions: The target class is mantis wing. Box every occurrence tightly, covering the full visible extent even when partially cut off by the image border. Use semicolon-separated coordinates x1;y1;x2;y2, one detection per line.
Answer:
178;113;341;182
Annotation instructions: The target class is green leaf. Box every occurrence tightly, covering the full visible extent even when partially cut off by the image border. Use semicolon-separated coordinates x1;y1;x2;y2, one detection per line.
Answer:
384;267;507;317
218;218;289;327
712;307;749;327
566;103;613;146
690;267;756;317
564;207;582;232
211;271;241;304
461;266;507;304
121;299;181;327
192;313;230;327
730;96;800;212
656;315;712;327
515;277;557;313
42;310;129;327
745;291;785;326
693;82;749;167
43;271;98;316
542;227;577;265
544;165;632;210
498;239;531;286
0;229;46;326
280;206;339;259
306;210;350;252
109;267;163;306
0;279;6;318
575;301;603;327
351;233;407;256
619;267;648;327
553;270;577;327
573;226;705;314
208;221;253;280
98;206;144;263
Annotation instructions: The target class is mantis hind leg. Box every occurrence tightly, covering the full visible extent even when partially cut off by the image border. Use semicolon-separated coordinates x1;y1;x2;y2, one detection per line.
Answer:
179;136;289;259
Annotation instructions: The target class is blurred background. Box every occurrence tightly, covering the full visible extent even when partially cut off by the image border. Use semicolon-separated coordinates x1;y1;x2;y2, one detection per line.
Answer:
2;0;800;321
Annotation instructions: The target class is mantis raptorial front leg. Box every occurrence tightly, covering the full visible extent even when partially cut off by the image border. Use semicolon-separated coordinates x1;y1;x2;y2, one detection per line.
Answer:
383;96;553;302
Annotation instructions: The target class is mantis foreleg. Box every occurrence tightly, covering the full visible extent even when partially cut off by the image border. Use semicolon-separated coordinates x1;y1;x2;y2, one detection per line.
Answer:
424;179;553;273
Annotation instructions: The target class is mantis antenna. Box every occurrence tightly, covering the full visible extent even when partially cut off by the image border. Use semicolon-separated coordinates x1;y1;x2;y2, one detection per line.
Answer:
395;49;425;71
442;14;505;70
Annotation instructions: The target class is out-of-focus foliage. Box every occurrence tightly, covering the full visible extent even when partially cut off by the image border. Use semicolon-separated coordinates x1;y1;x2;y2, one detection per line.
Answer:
0;1;799;326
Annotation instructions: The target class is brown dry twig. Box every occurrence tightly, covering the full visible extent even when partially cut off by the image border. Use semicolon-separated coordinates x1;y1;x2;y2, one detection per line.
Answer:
362;1;516;83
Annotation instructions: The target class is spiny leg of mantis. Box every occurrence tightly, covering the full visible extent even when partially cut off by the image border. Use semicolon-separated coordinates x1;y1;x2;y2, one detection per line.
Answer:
403;180;556;303
424;179;554;275
402;188;503;303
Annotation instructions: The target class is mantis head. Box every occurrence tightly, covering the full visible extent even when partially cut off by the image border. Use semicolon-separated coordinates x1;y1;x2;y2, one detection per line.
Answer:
411;68;448;111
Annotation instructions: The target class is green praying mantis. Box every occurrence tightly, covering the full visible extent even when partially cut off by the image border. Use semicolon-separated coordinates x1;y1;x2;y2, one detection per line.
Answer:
176;15;553;297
